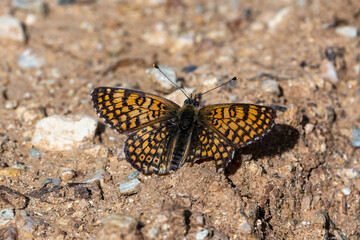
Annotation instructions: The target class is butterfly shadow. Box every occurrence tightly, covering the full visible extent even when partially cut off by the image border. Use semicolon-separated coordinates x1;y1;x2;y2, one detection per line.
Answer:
225;124;300;176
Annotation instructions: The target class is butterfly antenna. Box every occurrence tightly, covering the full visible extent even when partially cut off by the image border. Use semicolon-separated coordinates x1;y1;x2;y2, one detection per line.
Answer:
198;76;238;98
153;64;190;99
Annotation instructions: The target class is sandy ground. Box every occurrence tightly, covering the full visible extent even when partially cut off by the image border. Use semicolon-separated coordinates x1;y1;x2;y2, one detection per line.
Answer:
0;0;360;239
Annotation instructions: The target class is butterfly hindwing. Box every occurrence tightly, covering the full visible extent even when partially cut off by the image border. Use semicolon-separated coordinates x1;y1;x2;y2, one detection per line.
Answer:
187;125;235;171
198;104;276;148
124;120;177;174
91;87;179;133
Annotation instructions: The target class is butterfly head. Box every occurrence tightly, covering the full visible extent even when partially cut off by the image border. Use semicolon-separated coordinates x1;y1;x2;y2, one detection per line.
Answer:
184;96;199;107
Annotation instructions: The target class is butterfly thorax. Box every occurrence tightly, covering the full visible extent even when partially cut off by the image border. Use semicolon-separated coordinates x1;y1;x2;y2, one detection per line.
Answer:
177;101;199;130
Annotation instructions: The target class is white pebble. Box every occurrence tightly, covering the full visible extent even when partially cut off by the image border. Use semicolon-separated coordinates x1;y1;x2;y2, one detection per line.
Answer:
321;60;338;83
342;188;351;196
0;209;15;226
262;79;281;95
268;7;292;30
18;49;45;69
335;26;358;38
0;15;26;43
196;229;209;240
32;115;98;151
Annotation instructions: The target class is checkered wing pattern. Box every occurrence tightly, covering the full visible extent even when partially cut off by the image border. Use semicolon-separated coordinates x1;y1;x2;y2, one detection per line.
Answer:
91;87;179;133
187;125;235;171
124;121;177;174
199;104;276;148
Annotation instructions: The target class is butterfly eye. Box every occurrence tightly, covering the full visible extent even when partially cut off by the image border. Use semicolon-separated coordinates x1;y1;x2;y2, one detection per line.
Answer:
184;99;190;104
194;101;199;107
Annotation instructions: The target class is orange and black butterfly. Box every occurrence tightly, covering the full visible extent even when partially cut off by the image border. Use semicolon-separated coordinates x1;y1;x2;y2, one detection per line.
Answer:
91;65;276;174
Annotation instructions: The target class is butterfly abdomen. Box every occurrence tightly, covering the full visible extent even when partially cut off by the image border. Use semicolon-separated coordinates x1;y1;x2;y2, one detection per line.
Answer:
169;104;197;171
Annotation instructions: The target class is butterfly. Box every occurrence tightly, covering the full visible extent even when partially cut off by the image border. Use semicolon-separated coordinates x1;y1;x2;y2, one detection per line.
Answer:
90;67;277;174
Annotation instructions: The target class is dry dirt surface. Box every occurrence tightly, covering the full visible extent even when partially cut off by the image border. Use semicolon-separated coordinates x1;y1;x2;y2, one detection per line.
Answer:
1;0;360;239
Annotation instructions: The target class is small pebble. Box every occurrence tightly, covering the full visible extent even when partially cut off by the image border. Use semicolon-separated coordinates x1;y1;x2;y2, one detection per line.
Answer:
52;177;61;186
196;229;209;240
267;7;292;30
58;0;76;5
118;178;140;195
18;49;45;69
147;65;177;90
148;227;158;238
182;65;197;73
126;171;140;180
0;15;26;43
58;0;95;5
342;188;351;196
239;222;252;232
16;104;45;124
61;169;76;181
320;60;338;83
0;209;15;226
32;115;97;152
4;100;18;110
304;123;315;134
29;147;43;159
355;64;360;75
195;214;205;226
335;26;358;38
262;79;281;96
351;126;360;147
12;0;48;14
41;178;52;187
203;77;219;87
25;14;37;25
84;170;110;184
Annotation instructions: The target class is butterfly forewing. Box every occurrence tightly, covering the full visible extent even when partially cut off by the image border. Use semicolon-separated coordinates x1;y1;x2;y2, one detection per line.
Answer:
91;87;179;133
199;104;276;148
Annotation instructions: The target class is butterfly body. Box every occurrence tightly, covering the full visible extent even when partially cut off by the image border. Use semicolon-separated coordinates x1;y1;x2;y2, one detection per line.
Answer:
91;87;276;175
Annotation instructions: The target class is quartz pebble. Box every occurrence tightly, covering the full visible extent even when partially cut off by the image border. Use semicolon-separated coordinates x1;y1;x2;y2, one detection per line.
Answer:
84;170;110;185
12;0;47;14
320;60;338;83
15;104;45;124
118;178;140;196
18;49;45;69
262;79;281;96
351;126;360;147
196;229;209;240
267;7;292;30
0;15;26;43
335;26;358;38
0;209;14;226
61;169;76;181
32;115;97;152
